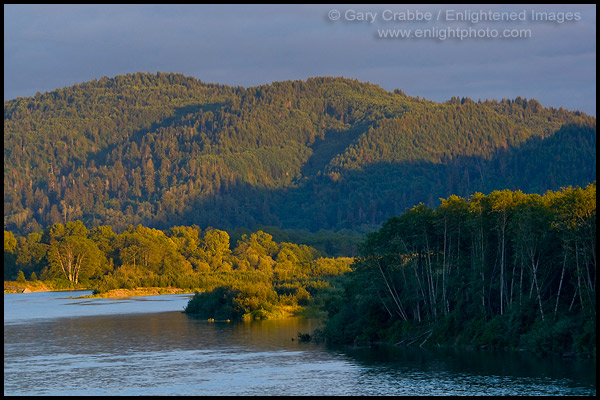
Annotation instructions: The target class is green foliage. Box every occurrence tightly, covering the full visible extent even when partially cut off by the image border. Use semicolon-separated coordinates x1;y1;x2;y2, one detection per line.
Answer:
4;73;595;237
16;270;26;283
477;315;509;348
321;184;596;356
574;317;596;355
180;229;353;320
45;221;106;284
520;314;596;356
185;287;242;320
4;230;18;280
4;219;352;320
4;230;17;253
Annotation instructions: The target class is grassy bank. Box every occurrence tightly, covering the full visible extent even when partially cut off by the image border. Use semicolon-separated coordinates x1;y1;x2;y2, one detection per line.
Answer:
4;280;88;293
78;286;194;298
4;280;194;299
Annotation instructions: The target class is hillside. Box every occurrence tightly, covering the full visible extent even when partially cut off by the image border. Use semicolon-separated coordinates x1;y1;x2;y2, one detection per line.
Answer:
4;72;596;236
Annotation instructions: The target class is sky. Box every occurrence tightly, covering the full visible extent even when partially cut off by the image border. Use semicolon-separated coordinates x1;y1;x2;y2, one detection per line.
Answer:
3;4;596;115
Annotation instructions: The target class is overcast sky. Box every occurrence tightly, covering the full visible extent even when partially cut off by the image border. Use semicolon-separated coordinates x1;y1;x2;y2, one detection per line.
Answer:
3;4;596;115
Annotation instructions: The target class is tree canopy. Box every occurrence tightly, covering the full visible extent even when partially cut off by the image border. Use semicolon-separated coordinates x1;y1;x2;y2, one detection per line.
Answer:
319;183;595;356
4;73;596;236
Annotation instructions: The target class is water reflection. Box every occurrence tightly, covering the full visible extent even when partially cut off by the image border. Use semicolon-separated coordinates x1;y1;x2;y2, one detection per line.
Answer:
330;344;596;396
4;292;596;396
338;344;593;381
5;311;342;396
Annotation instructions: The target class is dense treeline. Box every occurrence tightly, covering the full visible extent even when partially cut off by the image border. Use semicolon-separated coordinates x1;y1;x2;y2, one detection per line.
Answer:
4;73;596;236
319;184;596;356
4;221;352;318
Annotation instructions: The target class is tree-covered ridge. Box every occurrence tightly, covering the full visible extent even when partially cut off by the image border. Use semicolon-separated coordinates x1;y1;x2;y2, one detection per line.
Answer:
4;72;596;235
319;183;595;356
326;97;579;172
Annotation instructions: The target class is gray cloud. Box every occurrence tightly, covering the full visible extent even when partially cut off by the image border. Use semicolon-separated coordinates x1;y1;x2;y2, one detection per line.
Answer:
3;4;596;115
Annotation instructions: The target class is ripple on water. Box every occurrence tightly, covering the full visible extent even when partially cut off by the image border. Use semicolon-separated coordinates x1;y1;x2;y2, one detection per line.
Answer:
4;292;596;396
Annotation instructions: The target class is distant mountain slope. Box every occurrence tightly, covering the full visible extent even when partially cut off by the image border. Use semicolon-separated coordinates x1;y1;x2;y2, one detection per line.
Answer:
4;72;596;235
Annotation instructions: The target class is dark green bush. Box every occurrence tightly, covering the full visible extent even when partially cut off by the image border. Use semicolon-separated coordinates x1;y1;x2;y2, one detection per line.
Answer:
185;287;242;320
477;315;509;348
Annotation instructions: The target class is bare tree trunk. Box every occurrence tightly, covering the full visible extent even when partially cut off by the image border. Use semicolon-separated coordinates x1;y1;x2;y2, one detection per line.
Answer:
575;245;585;313
54;243;76;283
519;249;524;307
581;244;595;315
371;278;394;318
554;250;567;320
375;258;407;321
531;258;545;321
424;233;437;320
477;233;486;314
54;246;70;282
509;255;517;307
442;218;448;316
74;252;85;284
499;222;506;315
413;260;427;313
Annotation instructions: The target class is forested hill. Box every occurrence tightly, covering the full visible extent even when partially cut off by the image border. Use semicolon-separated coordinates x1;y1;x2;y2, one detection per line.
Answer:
4;72;596;236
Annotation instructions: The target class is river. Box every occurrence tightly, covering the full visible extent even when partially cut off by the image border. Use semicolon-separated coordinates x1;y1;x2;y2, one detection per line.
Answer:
4;291;596;396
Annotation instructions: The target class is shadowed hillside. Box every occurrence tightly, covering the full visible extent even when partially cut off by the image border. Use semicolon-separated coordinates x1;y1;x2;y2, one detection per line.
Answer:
4;73;596;235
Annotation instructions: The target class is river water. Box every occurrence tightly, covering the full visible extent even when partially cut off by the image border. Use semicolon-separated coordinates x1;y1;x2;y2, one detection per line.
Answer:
4;291;596;396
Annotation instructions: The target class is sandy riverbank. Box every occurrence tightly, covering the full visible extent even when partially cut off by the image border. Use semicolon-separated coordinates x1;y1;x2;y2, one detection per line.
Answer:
4;281;84;293
77;287;195;298
4;281;194;298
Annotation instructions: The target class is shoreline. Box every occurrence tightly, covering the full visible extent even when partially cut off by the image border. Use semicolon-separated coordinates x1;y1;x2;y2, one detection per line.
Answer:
78;287;195;298
4;281;86;294
4;281;195;298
